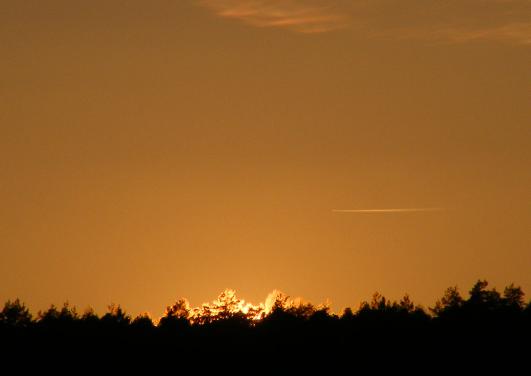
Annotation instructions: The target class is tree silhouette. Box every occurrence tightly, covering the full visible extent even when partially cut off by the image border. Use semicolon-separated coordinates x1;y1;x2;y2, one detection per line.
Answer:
100;304;130;329
159;299;191;332
131;313;154;331
38;302;78;324
503;284;525;310
0;299;32;328
431;286;464;318
0;280;529;368
341;307;354;320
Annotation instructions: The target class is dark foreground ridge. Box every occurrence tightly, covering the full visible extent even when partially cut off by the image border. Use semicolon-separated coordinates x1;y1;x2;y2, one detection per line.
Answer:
2;280;530;370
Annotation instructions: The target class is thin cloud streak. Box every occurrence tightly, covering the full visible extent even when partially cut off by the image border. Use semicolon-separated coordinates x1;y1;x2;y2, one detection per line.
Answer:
437;22;531;45
197;0;531;44
332;208;446;213
362;0;531;45
198;0;349;33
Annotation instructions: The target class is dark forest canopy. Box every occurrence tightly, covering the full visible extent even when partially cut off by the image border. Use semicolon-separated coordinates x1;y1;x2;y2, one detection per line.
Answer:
2;280;530;329
2;280;530;369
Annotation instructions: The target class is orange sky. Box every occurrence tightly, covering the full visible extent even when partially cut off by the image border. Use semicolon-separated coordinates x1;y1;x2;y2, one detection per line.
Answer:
1;0;530;317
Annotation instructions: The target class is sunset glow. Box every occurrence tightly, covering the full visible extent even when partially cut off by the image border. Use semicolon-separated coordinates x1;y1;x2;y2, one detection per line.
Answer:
1;0;529;319
173;289;303;323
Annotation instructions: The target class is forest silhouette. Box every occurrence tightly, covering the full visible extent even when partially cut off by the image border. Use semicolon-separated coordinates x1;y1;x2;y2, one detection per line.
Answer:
2;280;530;368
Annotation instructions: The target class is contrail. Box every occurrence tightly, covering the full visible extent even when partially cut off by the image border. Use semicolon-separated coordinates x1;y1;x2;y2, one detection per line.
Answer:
332;208;445;213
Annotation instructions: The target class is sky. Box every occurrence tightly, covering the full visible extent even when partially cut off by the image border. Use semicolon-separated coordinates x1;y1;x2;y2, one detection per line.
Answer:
1;0;530;317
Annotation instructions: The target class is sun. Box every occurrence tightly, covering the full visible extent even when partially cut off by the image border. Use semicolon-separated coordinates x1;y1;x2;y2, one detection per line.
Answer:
166;289;289;324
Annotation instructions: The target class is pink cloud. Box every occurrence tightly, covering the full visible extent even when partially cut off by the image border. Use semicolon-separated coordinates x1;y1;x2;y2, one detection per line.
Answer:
197;0;531;44
198;0;349;33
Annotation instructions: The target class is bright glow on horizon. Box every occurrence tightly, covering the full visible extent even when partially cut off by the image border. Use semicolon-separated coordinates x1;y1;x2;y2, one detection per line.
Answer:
187;289;284;322
165;289;319;324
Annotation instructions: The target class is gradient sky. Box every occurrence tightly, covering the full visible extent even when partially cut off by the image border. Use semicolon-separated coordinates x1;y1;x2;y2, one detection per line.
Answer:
1;0;530;317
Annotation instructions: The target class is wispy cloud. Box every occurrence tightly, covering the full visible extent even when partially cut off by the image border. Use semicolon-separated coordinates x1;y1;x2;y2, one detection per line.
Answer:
432;22;531;45
198;0;349;33
360;0;531;45
332;208;446;214
197;0;531;44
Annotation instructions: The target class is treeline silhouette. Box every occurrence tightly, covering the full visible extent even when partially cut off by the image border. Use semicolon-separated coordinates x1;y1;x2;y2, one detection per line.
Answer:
1;280;530;368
